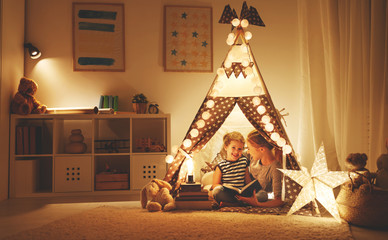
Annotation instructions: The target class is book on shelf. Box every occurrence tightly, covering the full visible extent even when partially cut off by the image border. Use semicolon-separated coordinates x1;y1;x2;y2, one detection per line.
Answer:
16;125;43;155
223;179;260;197
99;95;118;112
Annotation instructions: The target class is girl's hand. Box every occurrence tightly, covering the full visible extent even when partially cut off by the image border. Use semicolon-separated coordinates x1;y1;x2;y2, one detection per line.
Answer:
208;190;214;200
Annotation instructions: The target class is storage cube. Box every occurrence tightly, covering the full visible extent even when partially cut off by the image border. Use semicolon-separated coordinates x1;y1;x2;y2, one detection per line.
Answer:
130;155;167;190
54;156;92;192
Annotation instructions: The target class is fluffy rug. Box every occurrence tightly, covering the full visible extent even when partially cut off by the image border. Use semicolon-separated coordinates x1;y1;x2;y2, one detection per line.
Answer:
2;206;353;240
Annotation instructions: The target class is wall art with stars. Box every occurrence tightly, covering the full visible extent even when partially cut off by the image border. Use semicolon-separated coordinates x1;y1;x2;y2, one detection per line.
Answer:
164;6;213;72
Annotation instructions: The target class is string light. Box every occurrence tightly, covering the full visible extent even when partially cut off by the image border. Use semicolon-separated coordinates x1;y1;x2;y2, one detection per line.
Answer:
190;128;199;137
241;19;249;28
165;155;174;164
206;99;215;108
196;119;205;128
183;139;192;148
252;97;261;106
257;105;266;115
232;18;240;27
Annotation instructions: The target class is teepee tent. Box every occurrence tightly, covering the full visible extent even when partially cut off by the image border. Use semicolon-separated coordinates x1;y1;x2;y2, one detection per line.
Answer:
164;2;301;199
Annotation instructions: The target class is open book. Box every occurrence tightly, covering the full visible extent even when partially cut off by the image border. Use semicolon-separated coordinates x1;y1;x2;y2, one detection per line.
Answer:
223;179;260;197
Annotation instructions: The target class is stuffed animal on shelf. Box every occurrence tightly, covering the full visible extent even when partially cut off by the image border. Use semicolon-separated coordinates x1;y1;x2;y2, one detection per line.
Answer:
141;179;175;212
345;153;372;189
375;153;388;189
11;77;47;115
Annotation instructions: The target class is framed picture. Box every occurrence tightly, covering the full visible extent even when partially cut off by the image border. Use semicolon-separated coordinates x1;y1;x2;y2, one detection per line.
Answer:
73;3;125;71
164;5;213;72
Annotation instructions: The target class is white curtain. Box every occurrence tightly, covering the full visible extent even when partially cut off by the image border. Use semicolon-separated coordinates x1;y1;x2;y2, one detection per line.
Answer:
297;0;388;172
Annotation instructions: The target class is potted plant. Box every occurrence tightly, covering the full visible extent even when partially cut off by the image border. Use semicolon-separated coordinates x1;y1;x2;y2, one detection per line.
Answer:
132;93;148;114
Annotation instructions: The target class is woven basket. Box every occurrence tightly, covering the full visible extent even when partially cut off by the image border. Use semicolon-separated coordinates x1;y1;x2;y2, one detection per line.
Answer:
336;184;388;228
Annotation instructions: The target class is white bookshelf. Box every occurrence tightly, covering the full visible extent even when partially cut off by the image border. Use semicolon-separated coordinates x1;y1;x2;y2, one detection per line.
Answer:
9;113;170;198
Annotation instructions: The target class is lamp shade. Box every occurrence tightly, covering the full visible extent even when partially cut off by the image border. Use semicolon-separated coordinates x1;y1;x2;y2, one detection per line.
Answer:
24;43;41;59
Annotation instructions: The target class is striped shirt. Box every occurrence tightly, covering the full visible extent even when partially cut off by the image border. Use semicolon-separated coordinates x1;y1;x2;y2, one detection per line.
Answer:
217;157;248;189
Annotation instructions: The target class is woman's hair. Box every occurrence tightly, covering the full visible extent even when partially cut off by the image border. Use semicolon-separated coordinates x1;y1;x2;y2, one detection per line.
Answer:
223;131;245;147
247;130;273;150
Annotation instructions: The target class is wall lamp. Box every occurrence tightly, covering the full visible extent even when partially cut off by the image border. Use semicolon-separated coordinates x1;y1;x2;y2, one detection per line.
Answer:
24;43;41;59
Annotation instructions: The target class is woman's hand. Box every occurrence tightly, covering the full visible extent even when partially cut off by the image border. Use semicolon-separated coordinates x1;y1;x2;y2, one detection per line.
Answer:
235;190;260;206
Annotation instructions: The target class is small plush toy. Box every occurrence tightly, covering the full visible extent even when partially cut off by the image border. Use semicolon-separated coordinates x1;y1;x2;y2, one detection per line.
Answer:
345;153;372;188
11;77;47;115
375;153;388;189
141;179;175;212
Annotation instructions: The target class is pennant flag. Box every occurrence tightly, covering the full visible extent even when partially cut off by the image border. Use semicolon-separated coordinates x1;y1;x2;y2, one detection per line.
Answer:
218;4;234;24
248;6;265;27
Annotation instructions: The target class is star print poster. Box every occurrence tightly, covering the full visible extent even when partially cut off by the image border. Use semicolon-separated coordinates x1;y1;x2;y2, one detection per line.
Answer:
164;6;213;72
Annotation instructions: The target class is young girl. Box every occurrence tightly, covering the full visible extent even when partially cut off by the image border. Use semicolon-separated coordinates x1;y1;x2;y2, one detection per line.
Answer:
210;131;251;204
236;130;284;207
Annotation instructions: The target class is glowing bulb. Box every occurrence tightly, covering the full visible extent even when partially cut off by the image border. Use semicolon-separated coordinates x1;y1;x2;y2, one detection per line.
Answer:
165;155;174;164
226;37;234;46
241;19;249;28
262;115;271;124
183;139;192;148
271;132;280;141
171;145;178;154
245;31;252;40
224;60;232;68
240;44;248;53
283;145;292;154
232;18;240;27
253;85;262;94
277;137;286;147
257;105;266;115
206;100;215;108
196;119;205;128
252;97;261;106
217;68;225;76
265;123;274;132
241;59;250;67
202;111;211;120
190;128;199;137
227;33;235;40
245;67;253;75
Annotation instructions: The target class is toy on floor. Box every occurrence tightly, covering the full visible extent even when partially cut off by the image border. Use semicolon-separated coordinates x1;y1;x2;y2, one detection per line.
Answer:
141;179;175;212
11;77;47;115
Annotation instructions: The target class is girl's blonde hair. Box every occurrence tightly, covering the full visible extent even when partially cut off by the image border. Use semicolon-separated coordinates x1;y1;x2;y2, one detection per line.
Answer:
223;131;245;147
247;130;273;150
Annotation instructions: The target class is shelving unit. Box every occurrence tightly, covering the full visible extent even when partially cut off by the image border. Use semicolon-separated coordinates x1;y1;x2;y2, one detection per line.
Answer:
9;113;170;198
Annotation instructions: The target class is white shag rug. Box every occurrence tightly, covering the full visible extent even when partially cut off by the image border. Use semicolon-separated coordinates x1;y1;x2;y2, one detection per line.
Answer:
2;206;353;240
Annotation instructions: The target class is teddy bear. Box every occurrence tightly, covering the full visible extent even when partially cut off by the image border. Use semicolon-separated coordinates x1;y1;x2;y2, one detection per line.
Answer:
140;179;175;212
375;153;388;189
345;153;372;189
11;77;47;115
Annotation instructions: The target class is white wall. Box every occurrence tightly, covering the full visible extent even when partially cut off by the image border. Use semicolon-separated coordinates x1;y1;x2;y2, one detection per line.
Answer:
0;0;25;201
25;0;300;157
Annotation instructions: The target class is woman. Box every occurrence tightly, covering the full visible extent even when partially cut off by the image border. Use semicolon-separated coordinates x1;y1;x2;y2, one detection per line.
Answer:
236;130;284;207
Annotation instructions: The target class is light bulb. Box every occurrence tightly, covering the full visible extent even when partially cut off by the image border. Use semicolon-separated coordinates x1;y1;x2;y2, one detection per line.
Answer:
241;19;249;28
224;60;232;68
202;111;211;120
257;105;266;115
183;139;192;148
227;33;235;40
283;145;292;154
245;67;253;75
242;59;250;67
214;80;224;89
190;128;199;137
254;85;263;94
252;97;261;106
232;18;240;27
206;100;215;108
277;137;286;147
240;44;248;53
217;68;225;76
265;123;274;132
226;38;234;46
196;119;205;128
262;115;271;124
271;132;280;141
165;155;174;164
245;31;252;40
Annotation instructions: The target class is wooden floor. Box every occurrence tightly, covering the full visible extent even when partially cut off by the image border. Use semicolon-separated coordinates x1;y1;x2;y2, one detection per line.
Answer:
0;195;387;239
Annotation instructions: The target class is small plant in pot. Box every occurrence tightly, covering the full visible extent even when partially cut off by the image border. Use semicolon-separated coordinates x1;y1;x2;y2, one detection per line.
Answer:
132;93;148;114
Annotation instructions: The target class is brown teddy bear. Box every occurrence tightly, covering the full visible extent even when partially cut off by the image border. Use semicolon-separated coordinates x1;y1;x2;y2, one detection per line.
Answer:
375;153;388;189
345;153;372;189
11;77;47;115
141;179;175;212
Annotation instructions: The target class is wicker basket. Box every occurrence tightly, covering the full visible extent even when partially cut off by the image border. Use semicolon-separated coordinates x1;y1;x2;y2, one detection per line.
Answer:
336;184;388;228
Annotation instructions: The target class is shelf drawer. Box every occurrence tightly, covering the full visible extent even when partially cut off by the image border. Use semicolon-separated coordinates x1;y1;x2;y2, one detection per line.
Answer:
54;156;92;192
130;155;167;190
